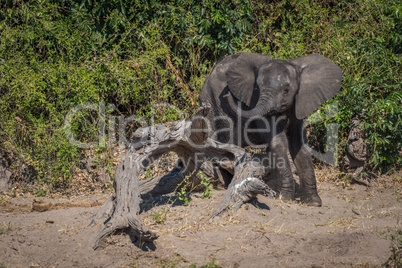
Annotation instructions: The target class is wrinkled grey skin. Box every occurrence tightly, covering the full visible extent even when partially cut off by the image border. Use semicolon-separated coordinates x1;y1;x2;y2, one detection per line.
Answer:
199;52;342;206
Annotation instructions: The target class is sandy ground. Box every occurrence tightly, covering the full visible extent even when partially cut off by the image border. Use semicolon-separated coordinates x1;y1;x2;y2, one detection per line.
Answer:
0;177;401;267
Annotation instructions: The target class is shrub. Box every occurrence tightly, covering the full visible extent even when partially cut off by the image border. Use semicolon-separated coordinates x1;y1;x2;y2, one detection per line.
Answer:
0;0;400;189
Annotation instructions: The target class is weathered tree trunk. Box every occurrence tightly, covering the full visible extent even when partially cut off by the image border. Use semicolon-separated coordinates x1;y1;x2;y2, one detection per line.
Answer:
210;154;276;221
91;149;159;250
90;106;275;249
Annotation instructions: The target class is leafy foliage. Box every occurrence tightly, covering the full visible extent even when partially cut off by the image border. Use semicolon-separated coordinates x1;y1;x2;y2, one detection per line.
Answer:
248;0;401;172
190;260;222;268
150;210;167;225
199;172;213;199
0;0;400;189
175;171;213;205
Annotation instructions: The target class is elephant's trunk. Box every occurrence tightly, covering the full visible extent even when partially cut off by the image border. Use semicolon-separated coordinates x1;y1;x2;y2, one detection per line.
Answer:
224;91;274;119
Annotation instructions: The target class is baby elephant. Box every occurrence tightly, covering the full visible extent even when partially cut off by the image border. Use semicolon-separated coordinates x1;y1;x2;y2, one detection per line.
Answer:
199;52;342;206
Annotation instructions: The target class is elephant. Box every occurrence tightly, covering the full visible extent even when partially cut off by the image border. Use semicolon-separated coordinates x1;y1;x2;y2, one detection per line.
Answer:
198;52;342;206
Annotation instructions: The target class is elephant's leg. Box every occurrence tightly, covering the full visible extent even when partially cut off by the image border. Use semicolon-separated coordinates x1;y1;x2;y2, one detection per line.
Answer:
288;118;322;207
293;148;321;206
269;132;295;201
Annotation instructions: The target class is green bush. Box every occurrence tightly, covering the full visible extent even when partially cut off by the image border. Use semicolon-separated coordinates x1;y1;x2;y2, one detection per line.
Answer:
248;0;401;172
0;0;400;189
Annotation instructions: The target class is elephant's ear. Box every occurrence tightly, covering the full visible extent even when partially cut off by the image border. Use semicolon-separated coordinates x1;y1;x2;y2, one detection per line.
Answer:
225;52;272;107
290;54;342;119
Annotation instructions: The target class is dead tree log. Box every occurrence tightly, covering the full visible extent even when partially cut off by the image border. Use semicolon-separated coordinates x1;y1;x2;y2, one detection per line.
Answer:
210;154;276;221
90;106;275;249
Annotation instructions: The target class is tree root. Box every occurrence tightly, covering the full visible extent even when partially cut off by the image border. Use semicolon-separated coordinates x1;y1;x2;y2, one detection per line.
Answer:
210;155;276;221
92;214;159;250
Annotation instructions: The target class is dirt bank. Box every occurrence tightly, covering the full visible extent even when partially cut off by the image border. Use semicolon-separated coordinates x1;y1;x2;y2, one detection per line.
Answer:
0;176;401;267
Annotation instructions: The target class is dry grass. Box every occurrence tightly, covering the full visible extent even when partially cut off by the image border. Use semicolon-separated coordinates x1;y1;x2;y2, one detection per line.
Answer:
316;217;356;228
315;164;345;183
0;221;15;235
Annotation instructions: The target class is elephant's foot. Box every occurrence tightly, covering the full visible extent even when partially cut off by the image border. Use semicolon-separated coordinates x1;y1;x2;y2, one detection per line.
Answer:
301;193;322;207
278;183;295;201
279;191;294;202
278;176;295;202
300;182;322;206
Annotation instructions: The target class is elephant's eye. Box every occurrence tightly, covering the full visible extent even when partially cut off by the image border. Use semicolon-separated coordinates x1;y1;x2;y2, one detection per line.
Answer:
283;87;290;95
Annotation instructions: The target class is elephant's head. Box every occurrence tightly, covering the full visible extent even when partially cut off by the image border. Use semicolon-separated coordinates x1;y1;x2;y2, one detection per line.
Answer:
224;52;342;119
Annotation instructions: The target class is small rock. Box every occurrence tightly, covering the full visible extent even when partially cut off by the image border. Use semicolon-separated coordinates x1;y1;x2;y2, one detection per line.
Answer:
32;199;52;212
0;154;12;192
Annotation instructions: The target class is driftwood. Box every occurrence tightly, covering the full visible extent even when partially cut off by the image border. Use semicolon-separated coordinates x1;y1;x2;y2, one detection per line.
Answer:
90;106;275;249
210;153;276;221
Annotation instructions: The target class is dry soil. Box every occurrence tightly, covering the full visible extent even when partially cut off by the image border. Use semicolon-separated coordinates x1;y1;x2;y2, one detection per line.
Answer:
0;173;401;267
